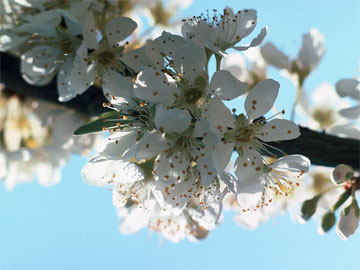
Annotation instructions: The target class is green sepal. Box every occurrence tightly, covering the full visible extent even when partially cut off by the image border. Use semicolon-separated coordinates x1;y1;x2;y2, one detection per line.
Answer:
344;200;360;217
321;211;336;233
73;111;126;135
332;189;351;212
301;194;322;221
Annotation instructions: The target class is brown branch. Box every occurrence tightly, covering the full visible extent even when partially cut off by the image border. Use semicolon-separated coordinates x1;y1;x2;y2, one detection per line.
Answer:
1;52;359;169
0;52;108;116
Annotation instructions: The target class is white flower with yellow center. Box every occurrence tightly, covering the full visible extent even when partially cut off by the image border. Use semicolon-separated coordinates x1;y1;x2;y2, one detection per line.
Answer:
67;15;138;98
207;78;300;174
182;8;267;56
234;154;310;211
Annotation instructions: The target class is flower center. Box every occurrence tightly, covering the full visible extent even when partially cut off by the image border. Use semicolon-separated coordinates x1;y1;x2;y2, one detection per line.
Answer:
312;107;335;128
98;50;114;66
183;88;204;105
60;38;74;54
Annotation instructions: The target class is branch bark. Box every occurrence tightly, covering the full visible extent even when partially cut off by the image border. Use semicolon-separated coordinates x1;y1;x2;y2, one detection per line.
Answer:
1;52;359;169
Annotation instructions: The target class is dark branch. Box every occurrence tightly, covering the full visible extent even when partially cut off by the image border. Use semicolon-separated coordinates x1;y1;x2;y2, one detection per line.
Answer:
267;127;360;169
0;52;108;116
1;52;359;169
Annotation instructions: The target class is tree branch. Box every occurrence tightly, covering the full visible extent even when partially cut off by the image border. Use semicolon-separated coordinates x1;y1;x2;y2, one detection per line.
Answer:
0;52;108;116
1;52;359;169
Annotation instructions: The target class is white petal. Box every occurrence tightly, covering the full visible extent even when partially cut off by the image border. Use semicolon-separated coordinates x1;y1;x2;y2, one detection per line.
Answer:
35;163;61;187
193;118;213;137
213;141;234;173
336;207;360;241
297;28;325;71
57;59;75;102
118;207;149;234
234;149;264;185
154;31;187;56
335;79;360;100
82;12;99;50
81;154;142;186
260;42;290;70
245;79;279;121
236;182;264;209
339;105;360;119
153;175;197;213
134;68;177;103
105;17;137;46
270;154;311;174
221;52;248;81
134;132;167;161
196;134;218;187
233;26;268;51
207;97;234;137
155;105;191;134
209;70;248;100
99;131;138;157
154;153;189;184
69;44;95;94
102;69;135;101
258;119;300;142
20;45;58;85
218;172;237;193
328;124;360;140
172;41;206;83
121;40;164;72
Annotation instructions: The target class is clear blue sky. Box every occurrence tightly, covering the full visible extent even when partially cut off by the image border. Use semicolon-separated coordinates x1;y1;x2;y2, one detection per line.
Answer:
1;1;359;269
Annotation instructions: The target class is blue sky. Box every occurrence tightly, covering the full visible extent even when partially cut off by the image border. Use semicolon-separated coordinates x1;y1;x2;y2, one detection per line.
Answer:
1;1;360;269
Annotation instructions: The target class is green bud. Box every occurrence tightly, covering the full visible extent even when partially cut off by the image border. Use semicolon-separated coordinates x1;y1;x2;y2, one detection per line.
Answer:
321;211;336;233
301;195;322;221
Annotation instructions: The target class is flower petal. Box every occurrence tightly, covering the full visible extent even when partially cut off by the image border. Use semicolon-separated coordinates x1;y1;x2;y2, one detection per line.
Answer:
234;149;263;185
134;68;177;103
105;17;137;47
99;130;138;157
209;70;248;100
336;207;360;241
207;97;234;137
236;182;264;210
134;132;168;161
121;40;164;72
81;154;143;186
102;69;135;101
213;140;234;174
335;79;360;100
154;105;191;134
233;26;268;51
297;28;325;71
258;119;300;142
339;105;360;119
260;42;290;70
245;79;279;121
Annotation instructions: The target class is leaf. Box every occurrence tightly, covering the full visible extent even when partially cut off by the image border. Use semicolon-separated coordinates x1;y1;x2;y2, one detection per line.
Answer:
321;211;336;233
332;189;351;211
73;111;127;135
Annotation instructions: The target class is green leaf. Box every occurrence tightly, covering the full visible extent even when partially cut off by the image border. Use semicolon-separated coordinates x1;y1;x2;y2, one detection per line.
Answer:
321;211;336;233
332;189;351;211
301;194;322;221
73;111;127;135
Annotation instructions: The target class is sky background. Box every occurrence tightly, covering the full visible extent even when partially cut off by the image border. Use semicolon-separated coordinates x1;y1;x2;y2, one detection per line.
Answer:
1;0;360;269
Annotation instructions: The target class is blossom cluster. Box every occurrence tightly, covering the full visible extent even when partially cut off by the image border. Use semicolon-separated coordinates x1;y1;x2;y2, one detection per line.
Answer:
1;0;359;242
65;6;311;241
0;84;101;190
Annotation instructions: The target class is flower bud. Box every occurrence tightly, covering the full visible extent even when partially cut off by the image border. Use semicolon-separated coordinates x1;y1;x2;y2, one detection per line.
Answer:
331;164;353;185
